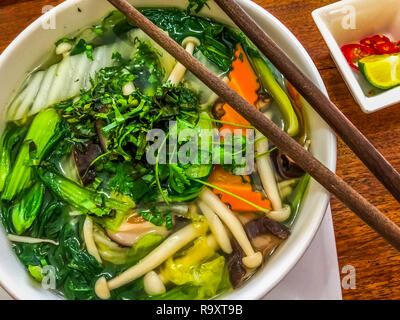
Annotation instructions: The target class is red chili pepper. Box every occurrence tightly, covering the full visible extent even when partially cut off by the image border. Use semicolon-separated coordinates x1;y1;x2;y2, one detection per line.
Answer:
374;41;400;54
360;35;391;47
341;44;375;70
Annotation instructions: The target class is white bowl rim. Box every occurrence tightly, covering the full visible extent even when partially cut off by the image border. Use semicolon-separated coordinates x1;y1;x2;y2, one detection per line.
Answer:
0;0;337;300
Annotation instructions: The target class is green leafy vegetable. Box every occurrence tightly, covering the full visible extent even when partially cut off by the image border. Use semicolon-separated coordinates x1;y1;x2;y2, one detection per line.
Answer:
109;9;238;72
70;39;93;61
36;166;133;219
95;227;164;266
157;236;231;300
168;164;191;194
59;44;198;162
129;41;164;96
129;234;164;262
2;109;64;201
0;123;27;192
11;183;45;235
13;216;102;299
249;56;299;137
187;0;210;13
101;161;156;203
58;45;206;205
138;207;173;230
57;219;102;300
0;200;13;233
285;174;310;226
28;265;44;282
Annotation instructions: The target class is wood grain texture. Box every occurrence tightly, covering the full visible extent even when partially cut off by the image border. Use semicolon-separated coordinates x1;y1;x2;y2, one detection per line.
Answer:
1;0;400;300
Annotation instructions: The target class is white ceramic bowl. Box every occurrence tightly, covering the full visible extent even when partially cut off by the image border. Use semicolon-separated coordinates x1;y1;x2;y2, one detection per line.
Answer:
0;0;336;300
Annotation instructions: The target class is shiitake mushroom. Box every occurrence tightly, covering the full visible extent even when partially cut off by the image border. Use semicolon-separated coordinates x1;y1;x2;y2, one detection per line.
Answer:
227;214;291;288
73;142;103;186
245;216;291;240
271;148;305;180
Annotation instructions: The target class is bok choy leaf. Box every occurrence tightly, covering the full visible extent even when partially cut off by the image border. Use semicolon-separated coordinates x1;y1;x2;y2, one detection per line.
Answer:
36;167;134;218
0;123;27;192
11;183;44;235
1;109;63;201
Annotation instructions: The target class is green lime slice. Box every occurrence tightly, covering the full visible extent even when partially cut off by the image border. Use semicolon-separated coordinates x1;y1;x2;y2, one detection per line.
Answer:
358;53;400;90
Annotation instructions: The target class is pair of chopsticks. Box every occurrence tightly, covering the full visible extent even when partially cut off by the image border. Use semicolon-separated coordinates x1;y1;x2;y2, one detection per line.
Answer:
106;0;400;251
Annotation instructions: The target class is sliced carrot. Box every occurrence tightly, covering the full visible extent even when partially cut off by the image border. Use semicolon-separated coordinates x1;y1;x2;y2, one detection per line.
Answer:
208;166;271;212
211;47;270;212
219;44;260;136
228;45;260;105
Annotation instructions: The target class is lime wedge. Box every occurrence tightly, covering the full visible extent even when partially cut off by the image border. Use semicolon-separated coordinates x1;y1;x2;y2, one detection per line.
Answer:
358;54;400;89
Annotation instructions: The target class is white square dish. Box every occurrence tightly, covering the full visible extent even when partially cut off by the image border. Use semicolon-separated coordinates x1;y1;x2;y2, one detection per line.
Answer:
313;0;400;113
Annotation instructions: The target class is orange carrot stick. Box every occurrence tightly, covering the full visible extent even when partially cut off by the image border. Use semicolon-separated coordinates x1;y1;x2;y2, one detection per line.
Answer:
208;166;271;212
219;44;260;135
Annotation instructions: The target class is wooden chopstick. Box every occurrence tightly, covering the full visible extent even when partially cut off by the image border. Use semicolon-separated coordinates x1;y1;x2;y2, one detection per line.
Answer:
215;0;400;204
106;0;400;251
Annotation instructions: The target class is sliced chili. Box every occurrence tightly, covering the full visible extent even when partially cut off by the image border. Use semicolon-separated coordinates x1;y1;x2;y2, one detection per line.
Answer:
374;42;400;54
341;44;375;70
360;34;391;48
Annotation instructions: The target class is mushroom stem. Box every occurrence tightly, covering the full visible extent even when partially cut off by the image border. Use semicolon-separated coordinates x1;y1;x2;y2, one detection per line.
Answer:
56;42;72;57
255;130;283;211
200;76;230;109
200;188;262;269
7;234;59;246
168;37;201;86
198;200;232;254
122;82;135;96
94;222;207;299
267;204;291;223
143;271;166;296
83;217;102;263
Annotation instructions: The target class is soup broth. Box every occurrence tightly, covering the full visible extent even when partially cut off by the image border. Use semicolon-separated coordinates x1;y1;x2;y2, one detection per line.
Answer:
0;7;310;300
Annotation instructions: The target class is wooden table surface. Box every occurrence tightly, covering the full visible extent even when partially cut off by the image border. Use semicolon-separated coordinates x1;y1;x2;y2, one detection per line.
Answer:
1;0;400;300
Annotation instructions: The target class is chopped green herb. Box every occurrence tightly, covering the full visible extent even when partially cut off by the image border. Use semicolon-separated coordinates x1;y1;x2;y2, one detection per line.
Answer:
187;0;210;13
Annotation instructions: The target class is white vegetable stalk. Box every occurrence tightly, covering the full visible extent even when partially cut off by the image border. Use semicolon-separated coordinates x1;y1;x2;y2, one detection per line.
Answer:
83;217;102;263
7;234;58;246
168;37;201;86
94;223;206;299
200;189;262;269
198;200;232;254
